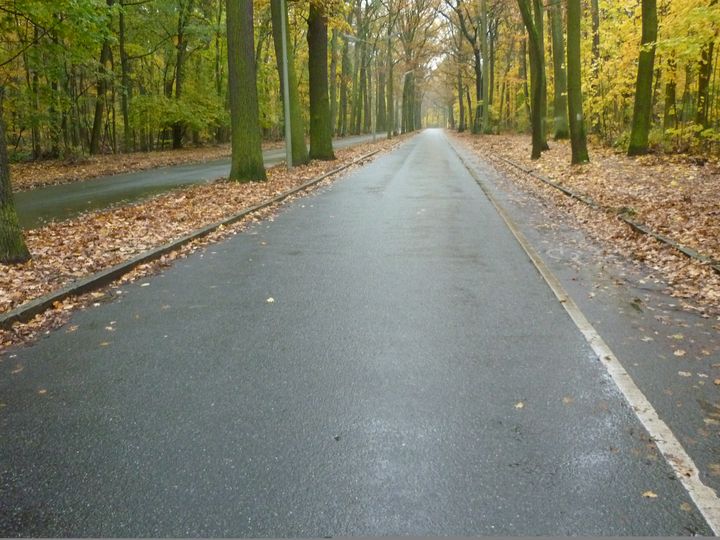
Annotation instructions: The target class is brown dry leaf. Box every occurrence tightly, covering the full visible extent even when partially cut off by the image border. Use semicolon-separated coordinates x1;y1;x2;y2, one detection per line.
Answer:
515;401;525;409
450;132;720;315
674;349;687;357
642;491;658;499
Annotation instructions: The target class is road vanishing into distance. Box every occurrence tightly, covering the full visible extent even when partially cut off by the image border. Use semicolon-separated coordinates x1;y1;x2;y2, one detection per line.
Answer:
15;133;384;229
1;130;716;535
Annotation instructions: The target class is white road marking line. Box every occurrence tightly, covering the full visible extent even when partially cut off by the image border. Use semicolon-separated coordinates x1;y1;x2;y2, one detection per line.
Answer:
448;137;720;535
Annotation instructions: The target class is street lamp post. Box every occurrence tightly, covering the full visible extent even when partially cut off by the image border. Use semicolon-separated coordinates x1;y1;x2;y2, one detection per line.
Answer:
280;0;292;169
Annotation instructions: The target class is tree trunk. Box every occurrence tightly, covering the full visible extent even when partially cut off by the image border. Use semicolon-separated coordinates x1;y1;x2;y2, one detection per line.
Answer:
377;66;386;132
339;32;351;136
627;0;657;156
518;0;548;159
697;40;715;128
119;1;133;152
386;22;395;138
480;0;490;133
172;0;194;150
270;0;309;165
472;47;482;133
591;0;600;66
567;0;589;164
663;57;677;130
466;85;474;128
549;0;569;139
90;0;114;155
307;2;335;160
329;30;339;135
226;0;266;181
520;38;531;124
0;88;30;264
458;66;465;132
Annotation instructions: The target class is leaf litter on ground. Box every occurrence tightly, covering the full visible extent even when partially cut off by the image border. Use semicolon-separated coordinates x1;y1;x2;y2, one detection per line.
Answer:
452;132;720;315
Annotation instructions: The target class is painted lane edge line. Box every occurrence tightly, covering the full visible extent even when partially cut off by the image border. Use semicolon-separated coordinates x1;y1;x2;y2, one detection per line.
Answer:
447;135;720;535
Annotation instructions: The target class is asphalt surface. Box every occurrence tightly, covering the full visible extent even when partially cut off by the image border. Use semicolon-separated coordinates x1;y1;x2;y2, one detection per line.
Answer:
0;129;711;536
15;133;384;229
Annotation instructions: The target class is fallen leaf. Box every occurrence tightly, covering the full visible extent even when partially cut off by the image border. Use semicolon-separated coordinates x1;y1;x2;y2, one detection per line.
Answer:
562;396;574;405
515;401;524;409
642;491;658;499
266;297;275;303
678;371;692;377
674;349;687;357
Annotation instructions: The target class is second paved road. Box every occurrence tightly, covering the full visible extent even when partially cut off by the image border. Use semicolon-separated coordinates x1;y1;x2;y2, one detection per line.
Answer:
15;133;383;229
0;130;710;535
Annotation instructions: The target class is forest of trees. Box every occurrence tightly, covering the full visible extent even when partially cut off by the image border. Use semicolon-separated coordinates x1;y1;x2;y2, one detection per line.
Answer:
0;0;719;262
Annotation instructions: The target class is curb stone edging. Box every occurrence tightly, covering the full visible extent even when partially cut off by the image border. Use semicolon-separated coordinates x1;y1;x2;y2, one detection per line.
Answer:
1;149;381;330
484;147;720;276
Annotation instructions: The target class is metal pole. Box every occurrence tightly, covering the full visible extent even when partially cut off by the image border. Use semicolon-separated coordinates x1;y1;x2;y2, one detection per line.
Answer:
280;0;292;169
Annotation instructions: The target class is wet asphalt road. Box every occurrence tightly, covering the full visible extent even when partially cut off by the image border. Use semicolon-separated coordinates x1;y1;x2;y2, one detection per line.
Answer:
0;130;711;535
15;133;384;229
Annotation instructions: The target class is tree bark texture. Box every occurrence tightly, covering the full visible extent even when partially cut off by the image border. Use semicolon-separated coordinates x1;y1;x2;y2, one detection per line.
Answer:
566;0;589;163
627;0;657;156
0;88;30;264
226;0;266;181
307;2;335;160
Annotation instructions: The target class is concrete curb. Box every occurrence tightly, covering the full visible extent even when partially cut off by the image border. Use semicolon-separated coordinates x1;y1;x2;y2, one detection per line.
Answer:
1;149;381;330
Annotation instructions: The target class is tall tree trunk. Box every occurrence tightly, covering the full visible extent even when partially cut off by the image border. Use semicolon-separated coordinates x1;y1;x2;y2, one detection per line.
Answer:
90;0;114;155
402;71;415;133
172;0;194;150
377;66;386;132
466;85;474;128
119;1;133;152
386;23;394;138
663;57;677;130
270;0;309;165
480;0;491;133
591;0;600;67
338;31;351;136
362;52;371;133
627;0;657;156
0;88;30;264
329;30;339;135
457;65;465;132
567;0;589;163
226;0;266;181
697;38;715;128
549;0;569;139
518;0;548;159
472;47;482;133
307;2;335;160
520;38;531;124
